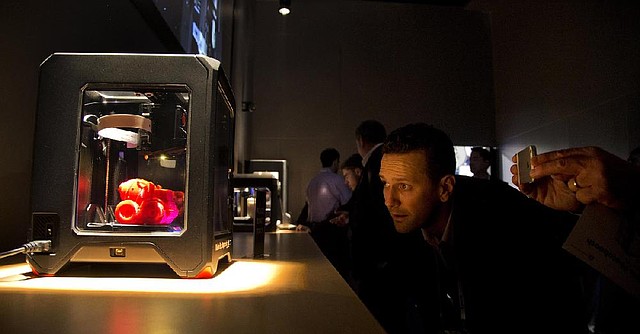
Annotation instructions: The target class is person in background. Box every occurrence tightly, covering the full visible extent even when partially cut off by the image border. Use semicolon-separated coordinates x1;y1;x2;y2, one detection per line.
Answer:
340;153;364;191
337;147;431;334
511;145;640;334
331;120;425;333
303;148;352;279
380;123;592;333
348;121;398;324
469;146;491;180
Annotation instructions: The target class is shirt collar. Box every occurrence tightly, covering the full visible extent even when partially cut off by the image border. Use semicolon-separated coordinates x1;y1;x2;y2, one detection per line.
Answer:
422;209;453;248
361;143;383;166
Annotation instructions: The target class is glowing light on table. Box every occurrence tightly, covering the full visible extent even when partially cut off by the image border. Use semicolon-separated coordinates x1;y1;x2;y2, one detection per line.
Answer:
0;261;300;295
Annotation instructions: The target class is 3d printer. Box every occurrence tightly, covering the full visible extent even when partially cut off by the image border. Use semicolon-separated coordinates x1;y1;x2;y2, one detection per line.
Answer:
27;53;235;278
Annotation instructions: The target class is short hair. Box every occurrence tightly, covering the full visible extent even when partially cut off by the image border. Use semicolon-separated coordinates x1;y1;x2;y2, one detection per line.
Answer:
355;120;386;145
320;148;340;167
383;123;456;181
341;153;363;171
471;146;491;161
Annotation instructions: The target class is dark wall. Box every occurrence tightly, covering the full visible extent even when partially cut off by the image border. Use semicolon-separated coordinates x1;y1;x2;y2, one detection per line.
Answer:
468;1;640;179
247;1;495;219
0;0;170;262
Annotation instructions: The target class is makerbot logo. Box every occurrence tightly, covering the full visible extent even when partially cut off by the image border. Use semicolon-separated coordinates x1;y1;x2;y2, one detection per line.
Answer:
215;240;231;251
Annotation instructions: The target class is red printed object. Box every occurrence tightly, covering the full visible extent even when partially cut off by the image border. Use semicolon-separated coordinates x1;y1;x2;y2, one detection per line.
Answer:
115;200;139;223
114;178;183;225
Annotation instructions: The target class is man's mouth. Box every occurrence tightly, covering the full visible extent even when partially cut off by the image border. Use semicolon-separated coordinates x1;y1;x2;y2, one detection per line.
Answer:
390;212;408;221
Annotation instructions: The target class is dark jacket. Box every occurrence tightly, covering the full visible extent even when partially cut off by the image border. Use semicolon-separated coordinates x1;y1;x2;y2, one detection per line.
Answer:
349;144;398;278
348;145;428;333
430;176;591;333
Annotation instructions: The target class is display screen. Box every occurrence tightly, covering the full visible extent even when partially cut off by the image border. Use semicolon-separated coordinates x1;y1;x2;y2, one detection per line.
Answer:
149;0;221;58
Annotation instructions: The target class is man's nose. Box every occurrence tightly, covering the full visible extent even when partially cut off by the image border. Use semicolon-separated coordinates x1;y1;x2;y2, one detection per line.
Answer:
383;187;398;208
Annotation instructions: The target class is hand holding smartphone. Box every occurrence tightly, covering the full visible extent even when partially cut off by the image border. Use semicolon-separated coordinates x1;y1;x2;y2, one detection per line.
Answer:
516;145;537;184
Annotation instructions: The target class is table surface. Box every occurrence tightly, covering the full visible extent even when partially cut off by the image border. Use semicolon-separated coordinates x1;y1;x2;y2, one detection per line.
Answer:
0;232;385;334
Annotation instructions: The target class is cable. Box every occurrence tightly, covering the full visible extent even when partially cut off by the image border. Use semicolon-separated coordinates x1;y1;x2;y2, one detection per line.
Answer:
0;240;52;260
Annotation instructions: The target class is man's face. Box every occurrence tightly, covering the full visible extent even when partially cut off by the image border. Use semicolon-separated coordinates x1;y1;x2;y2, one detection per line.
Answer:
380;151;441;233
469;151;489;174
342;168;361;191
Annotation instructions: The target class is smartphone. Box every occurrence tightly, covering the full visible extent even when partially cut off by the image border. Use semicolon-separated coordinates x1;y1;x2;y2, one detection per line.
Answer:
516;145;537;184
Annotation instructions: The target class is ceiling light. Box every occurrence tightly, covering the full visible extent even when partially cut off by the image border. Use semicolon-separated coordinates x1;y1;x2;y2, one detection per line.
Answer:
279;0;290;15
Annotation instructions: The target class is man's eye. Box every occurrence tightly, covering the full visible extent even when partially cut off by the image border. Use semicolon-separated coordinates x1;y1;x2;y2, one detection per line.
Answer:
398;184;410;191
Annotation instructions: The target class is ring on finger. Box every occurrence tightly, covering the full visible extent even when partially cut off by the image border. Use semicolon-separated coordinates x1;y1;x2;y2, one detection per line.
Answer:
567;178;580;192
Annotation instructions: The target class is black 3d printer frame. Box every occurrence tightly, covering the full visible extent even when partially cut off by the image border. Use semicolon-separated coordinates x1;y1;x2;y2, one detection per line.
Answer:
27;53;235;278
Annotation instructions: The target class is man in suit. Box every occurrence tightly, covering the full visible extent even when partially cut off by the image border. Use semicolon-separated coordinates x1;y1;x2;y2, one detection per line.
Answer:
345;121;396;328
331;120;425;333
380;123;592;333
349;120;395;284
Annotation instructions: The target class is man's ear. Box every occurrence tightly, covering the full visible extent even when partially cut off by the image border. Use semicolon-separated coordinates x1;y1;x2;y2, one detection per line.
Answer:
438;175;456;203
354;168;362;177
